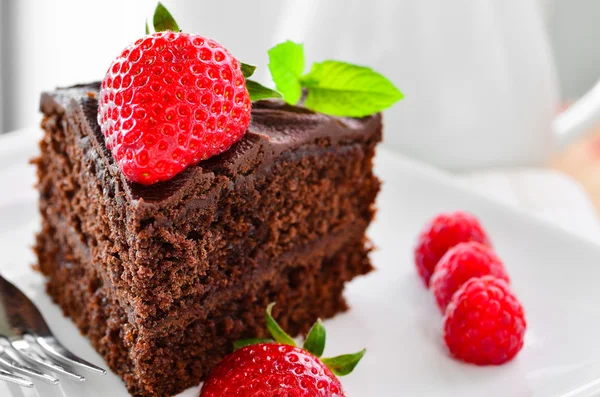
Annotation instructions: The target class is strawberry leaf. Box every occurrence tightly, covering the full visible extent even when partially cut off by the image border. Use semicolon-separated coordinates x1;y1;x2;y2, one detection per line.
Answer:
233;338;273;351
301;60;403;117
321;349;366;377
302;319;326;357
241;63;257;79
266;303;297;347
153;2;180;32
268;41;305;105
246;80;282;101
145;19;150;35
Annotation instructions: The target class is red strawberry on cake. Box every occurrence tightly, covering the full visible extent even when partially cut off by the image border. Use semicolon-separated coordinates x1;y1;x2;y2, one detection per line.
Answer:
98;31;251;185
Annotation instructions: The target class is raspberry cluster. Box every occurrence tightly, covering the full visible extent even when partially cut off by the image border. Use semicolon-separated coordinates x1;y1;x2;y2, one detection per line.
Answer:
414;211;526;365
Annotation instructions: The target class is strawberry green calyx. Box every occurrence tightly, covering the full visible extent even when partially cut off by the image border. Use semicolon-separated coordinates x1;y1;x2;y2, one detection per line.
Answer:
152;2;180;32
303;318;326;357
322;349;367;376
234;303;366;377
144;2;278;102
265;302;298;346
245;81;283;101
241;63;257;78
145;2;179;34
240;64;283;101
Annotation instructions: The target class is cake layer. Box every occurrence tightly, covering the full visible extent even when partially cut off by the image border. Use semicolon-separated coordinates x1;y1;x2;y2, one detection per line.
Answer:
36;83;381;396
37;217;370;396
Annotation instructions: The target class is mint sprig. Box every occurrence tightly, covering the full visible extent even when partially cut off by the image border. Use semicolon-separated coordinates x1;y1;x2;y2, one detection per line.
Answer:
268;41;305;104
302;61;403;117
267;40;403;117
233;303;366;377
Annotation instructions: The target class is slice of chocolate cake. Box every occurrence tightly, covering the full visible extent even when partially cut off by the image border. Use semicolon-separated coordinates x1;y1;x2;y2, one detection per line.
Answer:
35;83;381;396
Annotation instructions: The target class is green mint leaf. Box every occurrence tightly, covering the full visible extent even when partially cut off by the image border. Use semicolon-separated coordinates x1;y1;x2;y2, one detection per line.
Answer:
153;2;180;32
301;60;403;117
145;19;150;35
302;319;326;357
321;349;366;377
268;41;305;104
246;80;283;101
233;338;273;351
266;303;297;347
241;63;257;79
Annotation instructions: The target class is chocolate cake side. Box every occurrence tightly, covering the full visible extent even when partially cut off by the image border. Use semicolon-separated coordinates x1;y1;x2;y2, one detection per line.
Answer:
35;83;381;396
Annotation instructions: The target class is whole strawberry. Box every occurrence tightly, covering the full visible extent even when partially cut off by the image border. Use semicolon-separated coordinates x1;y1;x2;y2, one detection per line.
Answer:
98;11;251;184
414;211;491;286
430;242;509;311
444;276;526;365
200;303;365;397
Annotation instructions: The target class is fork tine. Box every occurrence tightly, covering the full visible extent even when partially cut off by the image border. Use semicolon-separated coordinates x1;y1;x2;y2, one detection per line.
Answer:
0;344;59;384
11;339;85;382
34;336;106;375
0;368;33;388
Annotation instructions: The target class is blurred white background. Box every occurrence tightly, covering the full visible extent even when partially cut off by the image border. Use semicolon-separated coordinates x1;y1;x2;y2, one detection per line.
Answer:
0;0;599;134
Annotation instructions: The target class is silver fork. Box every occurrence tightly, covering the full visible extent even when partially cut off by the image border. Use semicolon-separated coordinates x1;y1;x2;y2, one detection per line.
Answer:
0;274;106;388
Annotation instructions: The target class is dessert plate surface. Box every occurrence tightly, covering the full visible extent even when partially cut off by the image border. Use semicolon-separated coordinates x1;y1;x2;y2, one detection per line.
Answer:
1;128;599;397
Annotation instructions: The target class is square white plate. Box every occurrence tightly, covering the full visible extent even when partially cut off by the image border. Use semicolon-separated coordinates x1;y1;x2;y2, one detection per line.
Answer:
0;128;599;397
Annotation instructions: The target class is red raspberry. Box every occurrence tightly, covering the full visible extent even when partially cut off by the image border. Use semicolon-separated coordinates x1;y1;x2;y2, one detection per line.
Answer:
200;343;345;397
444;276;526;365
430;242;509;311
414;211;491;286
98;31;251;185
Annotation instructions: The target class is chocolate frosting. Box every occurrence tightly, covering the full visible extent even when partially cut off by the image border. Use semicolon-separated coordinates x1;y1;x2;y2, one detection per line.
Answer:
40;83;381;205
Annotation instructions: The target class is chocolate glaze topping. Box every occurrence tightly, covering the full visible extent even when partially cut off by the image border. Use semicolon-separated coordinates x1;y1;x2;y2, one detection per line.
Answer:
40;83;381;204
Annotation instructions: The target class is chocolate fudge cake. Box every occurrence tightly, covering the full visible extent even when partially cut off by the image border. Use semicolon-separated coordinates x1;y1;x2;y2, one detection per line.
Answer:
35;83;382;396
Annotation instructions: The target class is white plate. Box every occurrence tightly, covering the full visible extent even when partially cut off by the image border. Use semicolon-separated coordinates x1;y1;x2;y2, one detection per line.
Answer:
1;128;600;397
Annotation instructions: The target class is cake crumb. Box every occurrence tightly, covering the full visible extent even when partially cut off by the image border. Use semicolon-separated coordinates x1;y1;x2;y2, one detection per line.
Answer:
86;91;97;99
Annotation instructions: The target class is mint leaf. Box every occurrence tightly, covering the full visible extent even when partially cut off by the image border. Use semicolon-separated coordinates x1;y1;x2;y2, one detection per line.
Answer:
322;349;366;377
266;303;297;347
233;338;273;351
145;19;150;35
241;63;257;79
153;2;180;32
302;319;326;357
246;80;282;101
268;41;305;104
302;61;403;117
